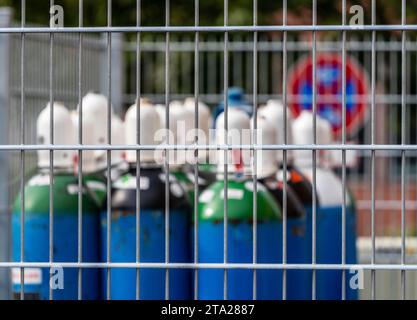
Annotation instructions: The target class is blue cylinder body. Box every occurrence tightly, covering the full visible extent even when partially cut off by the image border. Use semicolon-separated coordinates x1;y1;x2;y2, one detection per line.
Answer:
285;214;310;299
12;172;100;300
317;206;358;300
196;222;282;300
100;209;190;300
196;180;283;300
278;165;316;299
100;166;192;300
299;167;358;300
12;214;99;300
261;176;310;299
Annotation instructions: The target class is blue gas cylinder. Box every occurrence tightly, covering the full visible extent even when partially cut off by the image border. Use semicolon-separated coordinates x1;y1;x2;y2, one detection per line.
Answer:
100;165;192;300
302;167;358;300
277;164;316;298
292;110;357;300
12;170;101;300
261;174;311;300
196;179;282;300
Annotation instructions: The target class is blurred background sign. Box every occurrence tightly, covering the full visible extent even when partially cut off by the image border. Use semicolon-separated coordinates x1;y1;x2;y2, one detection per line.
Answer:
288;53;370;139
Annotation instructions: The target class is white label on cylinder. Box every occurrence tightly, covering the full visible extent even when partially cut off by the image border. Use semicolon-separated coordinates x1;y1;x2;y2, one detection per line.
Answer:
220;189;244;200
28;175;50;187
140;176;150;190
113;175;149;190
12;268;42;285
86;180;107;192
199;190;214;203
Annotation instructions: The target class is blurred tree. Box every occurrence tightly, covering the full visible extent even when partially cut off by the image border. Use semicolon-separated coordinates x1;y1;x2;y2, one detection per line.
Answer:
0;0;414;34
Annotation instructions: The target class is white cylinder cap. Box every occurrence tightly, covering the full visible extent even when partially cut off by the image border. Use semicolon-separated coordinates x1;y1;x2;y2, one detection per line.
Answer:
79;92;113;162
111;115;126;165
125;99;161;163
215;108;251;174
156;101;194;167
258;99;295;163
37;102;75;168
71;110;97;173
292;110;333;168
251;115;278;179
184;98;211;162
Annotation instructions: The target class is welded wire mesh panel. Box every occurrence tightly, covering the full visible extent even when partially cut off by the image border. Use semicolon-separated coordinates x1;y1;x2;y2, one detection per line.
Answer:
8;31;106;206
1;0;417;302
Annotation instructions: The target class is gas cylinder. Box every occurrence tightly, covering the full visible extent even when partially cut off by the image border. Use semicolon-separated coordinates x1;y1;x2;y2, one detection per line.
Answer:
197;108;282;300
100;99;192;299
155;101;197;203
12;102;100;300
71;92;115;207
108;114;128;181
292;110;358;300
259;100;315;299
183;98;217;194
212;87;253;128
184;97;217;174
71;111;106;207
252;114;310;299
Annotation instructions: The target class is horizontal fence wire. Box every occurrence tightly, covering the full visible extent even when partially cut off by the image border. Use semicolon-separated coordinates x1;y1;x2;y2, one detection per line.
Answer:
0;262;415;271
1;144;417;151
4;0;417;301
4;25;417;33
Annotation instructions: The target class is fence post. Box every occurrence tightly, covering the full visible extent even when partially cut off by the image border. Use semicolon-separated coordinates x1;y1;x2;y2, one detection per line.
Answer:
101;33;125;115
0;7;12;300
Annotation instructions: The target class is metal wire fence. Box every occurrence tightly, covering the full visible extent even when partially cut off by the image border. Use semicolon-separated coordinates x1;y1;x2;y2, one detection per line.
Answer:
1;0;417;300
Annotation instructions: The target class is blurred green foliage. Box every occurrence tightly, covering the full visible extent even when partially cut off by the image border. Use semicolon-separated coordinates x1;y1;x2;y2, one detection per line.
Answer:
0;0;415;29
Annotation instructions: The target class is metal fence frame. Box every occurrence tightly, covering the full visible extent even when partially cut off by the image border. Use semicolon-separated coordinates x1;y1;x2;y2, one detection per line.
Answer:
1;0;417;301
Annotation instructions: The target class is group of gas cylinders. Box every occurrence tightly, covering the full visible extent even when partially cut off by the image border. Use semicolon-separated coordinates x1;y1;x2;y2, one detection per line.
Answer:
12;88;357;300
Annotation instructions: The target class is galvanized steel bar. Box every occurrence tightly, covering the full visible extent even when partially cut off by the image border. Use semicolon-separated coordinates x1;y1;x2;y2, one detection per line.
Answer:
311;0;317;301
135;0;142;301
223;0;229;301
164;0;171;301
19;0;25;301
401;0;407;300
251;0;258;301
282;0;288;300
193;0;200;301
106;0;112;301
77;0;84;301
48;0;55;301
3;25;417;34
341;0;347;301
0;143;416;151
371;0;376;300
1;261;416;271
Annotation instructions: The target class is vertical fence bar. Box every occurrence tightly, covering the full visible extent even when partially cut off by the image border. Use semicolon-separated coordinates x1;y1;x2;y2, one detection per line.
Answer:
371;0;376;300
49;0;55;301
135;0;142;301
193;0;200;300
223;0;229;301
164;0;171;301
77;0;83;301
401;0;407;300
341;0;347;301
106;0;112;301
389;36;397;239
0;8;11;300
311;0;317;301
282;0;288;300
252;0;258;301
19;0;26;301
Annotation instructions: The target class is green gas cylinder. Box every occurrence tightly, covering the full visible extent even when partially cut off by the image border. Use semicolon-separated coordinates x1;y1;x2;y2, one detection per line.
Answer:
196;178;283;300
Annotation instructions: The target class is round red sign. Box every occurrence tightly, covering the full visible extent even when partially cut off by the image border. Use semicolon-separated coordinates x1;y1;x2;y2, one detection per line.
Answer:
288;53;369;138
